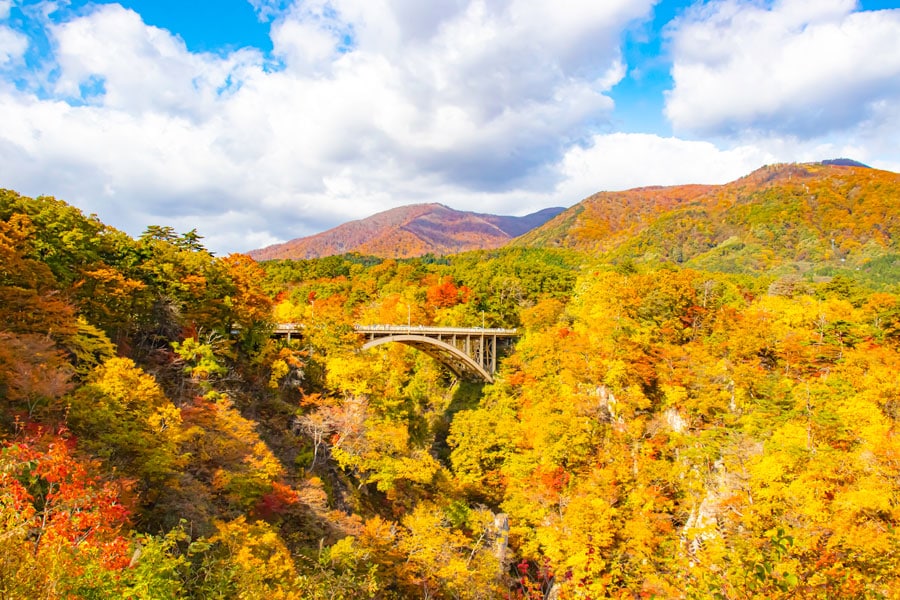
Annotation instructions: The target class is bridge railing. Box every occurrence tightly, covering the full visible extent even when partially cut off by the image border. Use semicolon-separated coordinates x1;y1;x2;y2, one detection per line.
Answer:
354;325;518;335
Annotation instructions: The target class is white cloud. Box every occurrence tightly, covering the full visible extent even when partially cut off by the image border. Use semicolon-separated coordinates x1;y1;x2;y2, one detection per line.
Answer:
0;1;660;252
49;6;265;115
551;131;900;206
665;0;900;141
4;0;897;256
554;133;775;201
577;130;900;196
0;25;26;66
0;1;11;21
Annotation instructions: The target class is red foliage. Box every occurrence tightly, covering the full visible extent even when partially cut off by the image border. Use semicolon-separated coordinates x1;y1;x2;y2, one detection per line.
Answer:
253;481;299;520
0;430;132;566
535;465;570;496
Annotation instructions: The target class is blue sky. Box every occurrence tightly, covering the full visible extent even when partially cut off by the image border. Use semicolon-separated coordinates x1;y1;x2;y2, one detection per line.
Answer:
62;0;276;53
1;0;899;253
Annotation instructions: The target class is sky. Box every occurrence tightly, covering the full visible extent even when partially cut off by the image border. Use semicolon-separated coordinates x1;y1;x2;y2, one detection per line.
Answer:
1;0;899;254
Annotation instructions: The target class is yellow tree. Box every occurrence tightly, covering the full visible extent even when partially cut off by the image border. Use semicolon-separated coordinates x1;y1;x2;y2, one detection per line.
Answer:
66;357;185;492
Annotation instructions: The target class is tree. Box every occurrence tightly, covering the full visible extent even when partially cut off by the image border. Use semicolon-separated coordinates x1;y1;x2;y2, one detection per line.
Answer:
66;357;185;491
0;433;132;598
0;332;73;421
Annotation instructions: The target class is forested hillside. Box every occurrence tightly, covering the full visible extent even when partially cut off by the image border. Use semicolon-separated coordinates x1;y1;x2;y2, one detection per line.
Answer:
250;204;565;260
518;162;900;287
2;165;900;598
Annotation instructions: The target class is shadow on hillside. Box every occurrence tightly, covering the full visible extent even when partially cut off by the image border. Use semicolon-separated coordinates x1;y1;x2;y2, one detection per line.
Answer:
432;380;485;465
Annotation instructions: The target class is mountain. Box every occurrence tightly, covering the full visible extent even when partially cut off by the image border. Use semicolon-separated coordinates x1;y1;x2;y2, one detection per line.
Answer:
249;203;565;260
516;162;900;283
821;157;871;168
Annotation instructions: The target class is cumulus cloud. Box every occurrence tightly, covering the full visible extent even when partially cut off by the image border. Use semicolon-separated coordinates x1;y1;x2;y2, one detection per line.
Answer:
565;130;900;196
0;0;26;70
0;0;660;252
49;6;264;115
665;0;900;141
0;25;26;66
554;133;776;201
5;1;896;255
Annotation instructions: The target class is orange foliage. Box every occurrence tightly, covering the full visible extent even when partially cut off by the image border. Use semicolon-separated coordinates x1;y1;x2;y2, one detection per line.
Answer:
426;279;468;308
0;431;132;566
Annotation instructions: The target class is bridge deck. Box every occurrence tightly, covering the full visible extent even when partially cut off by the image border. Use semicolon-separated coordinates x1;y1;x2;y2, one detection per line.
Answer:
354;325;518;336
272;324;518;336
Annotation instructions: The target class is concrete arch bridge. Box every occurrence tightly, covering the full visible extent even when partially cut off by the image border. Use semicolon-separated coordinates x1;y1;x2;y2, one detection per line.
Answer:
273;323;519;383
355;325;519;383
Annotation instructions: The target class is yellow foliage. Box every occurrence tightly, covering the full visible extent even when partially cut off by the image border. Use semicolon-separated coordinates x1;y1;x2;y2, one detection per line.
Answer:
209;517;302;599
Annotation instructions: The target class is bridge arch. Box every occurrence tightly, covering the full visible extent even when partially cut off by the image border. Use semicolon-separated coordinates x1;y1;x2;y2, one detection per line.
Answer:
361;334;495;383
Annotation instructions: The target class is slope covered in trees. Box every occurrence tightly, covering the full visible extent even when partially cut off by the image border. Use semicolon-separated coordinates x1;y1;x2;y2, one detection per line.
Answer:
2;163;900;598
250;203;565;260
518;162;900;287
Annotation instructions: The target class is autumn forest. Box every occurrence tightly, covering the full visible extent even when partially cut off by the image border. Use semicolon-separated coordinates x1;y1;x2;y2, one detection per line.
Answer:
2;162;900;598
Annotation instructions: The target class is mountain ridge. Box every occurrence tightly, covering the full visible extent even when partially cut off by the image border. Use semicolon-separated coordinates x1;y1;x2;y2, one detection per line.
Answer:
516;161;900;283
249;203;565;260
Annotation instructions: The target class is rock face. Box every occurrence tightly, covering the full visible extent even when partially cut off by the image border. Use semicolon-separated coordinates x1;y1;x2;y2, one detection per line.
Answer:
249;204;565;260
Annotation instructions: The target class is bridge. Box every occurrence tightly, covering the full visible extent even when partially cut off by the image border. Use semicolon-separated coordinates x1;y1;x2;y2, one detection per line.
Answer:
273;323;303;339
273;323;519;383
355;325;518;383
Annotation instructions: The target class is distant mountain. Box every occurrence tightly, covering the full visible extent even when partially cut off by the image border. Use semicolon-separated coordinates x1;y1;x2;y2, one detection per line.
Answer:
250;203;565;260
821;158;871;168
516;162;900;283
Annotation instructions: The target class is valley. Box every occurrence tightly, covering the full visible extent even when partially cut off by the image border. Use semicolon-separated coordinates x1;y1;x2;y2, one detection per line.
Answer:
1;161;900;598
